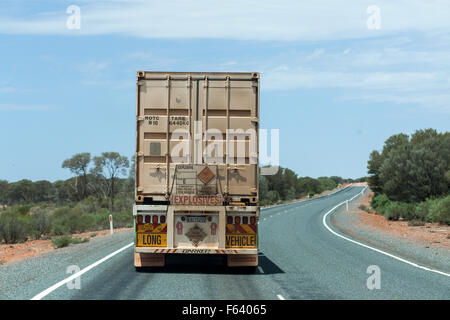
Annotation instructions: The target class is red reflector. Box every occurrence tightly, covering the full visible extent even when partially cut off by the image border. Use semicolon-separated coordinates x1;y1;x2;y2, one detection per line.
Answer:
145;215;151;223
235;216;241;224
243;217;248;224
160;215;166;223
227;216;233;224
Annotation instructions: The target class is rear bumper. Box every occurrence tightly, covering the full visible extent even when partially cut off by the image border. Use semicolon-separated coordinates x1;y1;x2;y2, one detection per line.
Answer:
135;246;257;255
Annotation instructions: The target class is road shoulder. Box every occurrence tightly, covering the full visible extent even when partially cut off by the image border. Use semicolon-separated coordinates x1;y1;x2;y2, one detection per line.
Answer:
331;192;450;274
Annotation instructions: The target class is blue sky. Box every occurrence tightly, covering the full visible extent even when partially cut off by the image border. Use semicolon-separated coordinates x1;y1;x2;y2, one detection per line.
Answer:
0;0;449;182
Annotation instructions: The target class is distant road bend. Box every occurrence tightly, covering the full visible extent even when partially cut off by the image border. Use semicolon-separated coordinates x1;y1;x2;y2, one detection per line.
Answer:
9;186;448;300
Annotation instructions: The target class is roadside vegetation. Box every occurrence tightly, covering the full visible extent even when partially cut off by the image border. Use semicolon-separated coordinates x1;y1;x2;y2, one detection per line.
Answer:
0;152;134;245
52;235;90;248
367;129;450;225
259;168;365;206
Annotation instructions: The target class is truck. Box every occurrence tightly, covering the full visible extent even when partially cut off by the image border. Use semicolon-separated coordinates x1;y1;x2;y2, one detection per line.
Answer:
133;71;260;269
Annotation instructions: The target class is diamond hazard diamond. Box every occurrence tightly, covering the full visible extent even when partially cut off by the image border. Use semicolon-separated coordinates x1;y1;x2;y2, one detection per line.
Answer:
198;167;215;185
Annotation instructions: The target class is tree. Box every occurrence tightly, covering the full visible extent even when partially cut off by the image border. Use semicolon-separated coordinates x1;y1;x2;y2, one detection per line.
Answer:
329;176;344;185
125;155;136;194
318;177;337;192
0;180;8;204
6;180;35;204
91;152;130;211
33;180;54;203
258;175;269;203
62;153;91;200
367;150;383;194
367;133;409;195
368;129;449;202
281;168;298;200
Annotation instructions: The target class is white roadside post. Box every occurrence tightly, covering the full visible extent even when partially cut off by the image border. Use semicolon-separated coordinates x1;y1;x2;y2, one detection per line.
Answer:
346;200;349;212
109;214;113;235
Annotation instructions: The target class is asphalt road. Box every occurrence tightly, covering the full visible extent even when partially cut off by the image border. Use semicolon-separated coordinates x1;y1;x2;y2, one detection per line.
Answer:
2;186;449;299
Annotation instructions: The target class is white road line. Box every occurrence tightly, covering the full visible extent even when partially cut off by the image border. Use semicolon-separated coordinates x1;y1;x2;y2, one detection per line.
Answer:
277;294;285;300
322;188;450;278
258;266;264;274
31;242;134;300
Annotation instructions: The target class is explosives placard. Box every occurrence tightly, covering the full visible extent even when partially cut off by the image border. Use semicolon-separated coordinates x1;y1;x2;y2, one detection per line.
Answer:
172;165;220;205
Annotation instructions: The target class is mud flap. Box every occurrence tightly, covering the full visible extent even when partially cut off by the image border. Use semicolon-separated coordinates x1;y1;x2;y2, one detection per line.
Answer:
227;254;258;267
134;252;165;267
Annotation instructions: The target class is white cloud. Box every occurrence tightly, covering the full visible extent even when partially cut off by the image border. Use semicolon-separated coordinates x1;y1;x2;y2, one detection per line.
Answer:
1;1;449;111
0;0;449;40
258;45;450;110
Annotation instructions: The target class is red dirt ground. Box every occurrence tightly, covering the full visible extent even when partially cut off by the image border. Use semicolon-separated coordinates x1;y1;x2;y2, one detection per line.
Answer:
0;228;132;265
356;193;450;250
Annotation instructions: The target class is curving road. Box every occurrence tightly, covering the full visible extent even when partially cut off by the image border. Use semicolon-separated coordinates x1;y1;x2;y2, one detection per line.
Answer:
2;186;449;300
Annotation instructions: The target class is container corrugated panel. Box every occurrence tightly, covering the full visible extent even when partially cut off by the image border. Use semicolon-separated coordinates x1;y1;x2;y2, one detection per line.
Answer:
135;71;259;204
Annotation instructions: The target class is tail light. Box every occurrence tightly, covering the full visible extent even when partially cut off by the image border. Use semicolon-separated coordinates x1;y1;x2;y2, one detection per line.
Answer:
250;216;256;225
243;216;248;224
152;215;158;224
227;216;233;224
235;216;241;224
160;215;166;223
137;215;143;224
145;215;151;223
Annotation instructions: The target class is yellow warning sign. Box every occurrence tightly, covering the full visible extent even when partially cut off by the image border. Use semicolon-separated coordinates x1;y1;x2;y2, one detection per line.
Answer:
225;235;257;248
136;233;167;247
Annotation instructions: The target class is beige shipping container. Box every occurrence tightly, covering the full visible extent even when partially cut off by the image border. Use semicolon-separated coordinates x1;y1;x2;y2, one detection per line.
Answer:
135;71;259;206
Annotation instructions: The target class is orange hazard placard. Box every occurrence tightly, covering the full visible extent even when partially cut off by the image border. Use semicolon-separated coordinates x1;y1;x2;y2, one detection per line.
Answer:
198;167;215;184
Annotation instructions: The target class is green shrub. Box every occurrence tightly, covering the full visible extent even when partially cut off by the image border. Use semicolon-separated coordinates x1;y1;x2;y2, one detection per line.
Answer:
52;235;72;248
74;196;102;214
414;199;433;221
114;194;134;212
359;204;373;213
427;195;450;225
49;207;97;235
15;206;31;216
0;207;31;244
52;235;89;248
30;208;51;239
112;211;133;228
370;194;390;214
383;202;415;220
70;237;89;245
